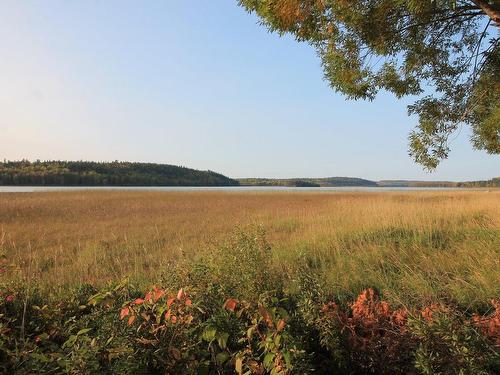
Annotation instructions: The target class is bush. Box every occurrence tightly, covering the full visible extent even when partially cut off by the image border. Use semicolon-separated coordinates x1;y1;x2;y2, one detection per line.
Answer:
0;230;498;374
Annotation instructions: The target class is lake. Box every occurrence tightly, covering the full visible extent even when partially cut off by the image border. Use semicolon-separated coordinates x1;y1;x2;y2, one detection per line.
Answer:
0;186;470;193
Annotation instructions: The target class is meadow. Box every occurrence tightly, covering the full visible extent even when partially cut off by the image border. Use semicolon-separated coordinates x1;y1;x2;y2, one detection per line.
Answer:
0;190;499;373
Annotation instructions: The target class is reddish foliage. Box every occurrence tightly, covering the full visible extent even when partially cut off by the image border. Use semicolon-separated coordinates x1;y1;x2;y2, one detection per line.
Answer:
127;315;136;326
473;300;500;345
120;307;130;320
276;319;286;332
321;289;500;374
322;289;414;374
258;305;274;328
224;298;238;312
176;288;185;301
421;303;444;322
153;287;165;302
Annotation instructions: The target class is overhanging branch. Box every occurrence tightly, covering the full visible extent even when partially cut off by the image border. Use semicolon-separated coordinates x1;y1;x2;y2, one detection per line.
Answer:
471;0;500;25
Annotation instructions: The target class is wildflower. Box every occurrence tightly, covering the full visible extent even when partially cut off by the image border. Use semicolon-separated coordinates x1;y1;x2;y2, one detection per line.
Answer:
5;295;14;303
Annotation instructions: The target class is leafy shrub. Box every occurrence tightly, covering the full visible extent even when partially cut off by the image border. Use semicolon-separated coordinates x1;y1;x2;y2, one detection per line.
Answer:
0;230;498;374
410;304;499;375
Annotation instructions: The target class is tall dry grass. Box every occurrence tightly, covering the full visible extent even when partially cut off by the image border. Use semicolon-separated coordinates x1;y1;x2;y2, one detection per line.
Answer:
0;190;498;308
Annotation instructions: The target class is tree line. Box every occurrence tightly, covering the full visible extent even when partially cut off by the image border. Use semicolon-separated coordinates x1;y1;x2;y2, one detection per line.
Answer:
0;160;239;187
457;177;500;187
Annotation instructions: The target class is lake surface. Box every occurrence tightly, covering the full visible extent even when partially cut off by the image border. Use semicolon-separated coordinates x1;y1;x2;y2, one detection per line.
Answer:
0;186;471;193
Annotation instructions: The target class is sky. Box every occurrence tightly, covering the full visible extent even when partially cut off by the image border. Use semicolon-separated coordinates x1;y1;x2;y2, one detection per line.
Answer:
0;1;498;181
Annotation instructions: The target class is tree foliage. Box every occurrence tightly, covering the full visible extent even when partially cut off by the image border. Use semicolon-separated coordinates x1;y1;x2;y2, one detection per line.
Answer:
237;0;500;169
0;160;239;187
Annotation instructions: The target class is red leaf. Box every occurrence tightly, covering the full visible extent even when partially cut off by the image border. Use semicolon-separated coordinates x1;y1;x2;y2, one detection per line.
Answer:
144;292;152;302
128;315;136;326
120;307;130;320
134;298;145;305
176;288;185;300
154;289;165;302
277;319;286;331
259;306;273;327
224;298;238;312
167;298;175;308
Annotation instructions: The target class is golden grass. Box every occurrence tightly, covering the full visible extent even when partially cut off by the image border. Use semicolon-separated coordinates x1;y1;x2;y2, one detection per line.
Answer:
0;190;499;307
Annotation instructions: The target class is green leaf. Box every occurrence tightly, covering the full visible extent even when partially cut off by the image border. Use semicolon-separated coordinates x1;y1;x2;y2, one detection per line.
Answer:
274;334;281;347
156;306;166;323
247;326;255;339
202;326;217;342
283;351;292;366
105;336;114;347
277;307;289;319
263;352;275;369
77;328;92;336
216;352;230;364
62;335;77;349
217;332;229;349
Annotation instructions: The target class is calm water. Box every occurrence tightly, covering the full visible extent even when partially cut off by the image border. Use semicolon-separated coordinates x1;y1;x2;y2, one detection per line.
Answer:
0;186;469;193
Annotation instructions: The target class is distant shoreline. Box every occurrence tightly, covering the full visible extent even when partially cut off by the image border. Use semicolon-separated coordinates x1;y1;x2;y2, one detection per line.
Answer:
1;160;497;188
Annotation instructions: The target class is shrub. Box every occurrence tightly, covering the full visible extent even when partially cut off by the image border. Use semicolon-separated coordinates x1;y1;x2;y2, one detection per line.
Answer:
0;229;498;374
410;304;499;375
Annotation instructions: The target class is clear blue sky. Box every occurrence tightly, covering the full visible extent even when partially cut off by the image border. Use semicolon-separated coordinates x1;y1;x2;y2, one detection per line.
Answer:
1;1;498;181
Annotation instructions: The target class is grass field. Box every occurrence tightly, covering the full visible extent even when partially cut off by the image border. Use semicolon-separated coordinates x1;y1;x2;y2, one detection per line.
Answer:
1;190;498;308
1;190;499;373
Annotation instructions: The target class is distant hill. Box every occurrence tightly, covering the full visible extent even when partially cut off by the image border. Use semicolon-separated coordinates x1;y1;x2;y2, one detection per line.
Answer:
238;177;378;187
378;178;500;188
239;176;500;188
0;160;239;187
457;177;500;188
377;180;459;187
2;161;496;189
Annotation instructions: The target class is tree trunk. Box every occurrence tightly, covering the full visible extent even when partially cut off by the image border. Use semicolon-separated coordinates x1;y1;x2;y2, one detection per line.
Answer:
472;0;500;25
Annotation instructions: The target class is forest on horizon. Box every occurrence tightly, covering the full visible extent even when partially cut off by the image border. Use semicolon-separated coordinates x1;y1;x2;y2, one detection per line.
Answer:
0;160;239;187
